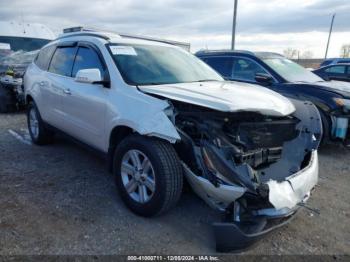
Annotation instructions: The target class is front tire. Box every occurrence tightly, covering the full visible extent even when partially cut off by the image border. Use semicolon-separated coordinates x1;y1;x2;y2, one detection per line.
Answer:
113;135;183;217
318;108;331;145
27;101;54;145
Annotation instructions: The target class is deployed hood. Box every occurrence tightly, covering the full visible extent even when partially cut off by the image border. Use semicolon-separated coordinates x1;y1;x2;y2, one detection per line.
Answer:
139;81;295;117
315;80;350;98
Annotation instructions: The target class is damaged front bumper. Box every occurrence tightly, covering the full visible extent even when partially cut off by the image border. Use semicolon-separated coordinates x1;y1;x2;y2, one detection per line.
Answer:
213;209;298;252
214;151;318;252
267;150;318;210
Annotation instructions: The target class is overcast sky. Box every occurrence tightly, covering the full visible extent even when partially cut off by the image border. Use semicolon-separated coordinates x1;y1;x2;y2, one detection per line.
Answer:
1;0;349;57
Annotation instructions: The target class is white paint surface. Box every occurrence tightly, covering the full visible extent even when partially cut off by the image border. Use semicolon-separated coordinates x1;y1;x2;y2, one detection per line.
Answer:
140;81;296;117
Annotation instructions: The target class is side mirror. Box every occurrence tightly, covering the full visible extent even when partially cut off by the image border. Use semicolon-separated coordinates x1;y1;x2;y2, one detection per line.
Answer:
323;75;330;81
255;73;273;86
75;68;102;84
321;74;330;81
75;68;110;88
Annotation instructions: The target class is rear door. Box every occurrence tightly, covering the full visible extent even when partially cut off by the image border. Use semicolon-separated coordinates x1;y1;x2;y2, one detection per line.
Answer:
32;44;56;120
46;43;77;127
60;43;108;150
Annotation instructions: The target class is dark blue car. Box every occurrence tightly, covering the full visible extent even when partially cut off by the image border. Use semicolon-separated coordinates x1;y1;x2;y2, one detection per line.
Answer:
313;63;350;82
196;50;350;145
320;58;350;67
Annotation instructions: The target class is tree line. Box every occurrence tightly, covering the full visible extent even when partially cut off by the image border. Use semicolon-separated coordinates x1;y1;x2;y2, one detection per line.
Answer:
283;44;350;59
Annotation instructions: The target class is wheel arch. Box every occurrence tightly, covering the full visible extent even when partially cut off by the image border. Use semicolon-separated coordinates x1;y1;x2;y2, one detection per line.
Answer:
107;125;135;172
26;94;34;104
107;122;183;172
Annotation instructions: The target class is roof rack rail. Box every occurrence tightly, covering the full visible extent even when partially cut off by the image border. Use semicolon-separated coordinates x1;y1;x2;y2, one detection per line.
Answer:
118;33;190;51
58;26;113;40
57;32;111;41
63;26;85;33
60;26;191;51
195;49;255;55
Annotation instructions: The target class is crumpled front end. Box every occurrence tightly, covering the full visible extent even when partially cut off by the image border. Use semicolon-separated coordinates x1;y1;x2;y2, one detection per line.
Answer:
213;150;318;252
171;99;322;252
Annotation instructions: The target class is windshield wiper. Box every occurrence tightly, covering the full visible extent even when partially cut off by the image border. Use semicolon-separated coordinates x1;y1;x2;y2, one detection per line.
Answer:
137;82;172;86
197;79;219;82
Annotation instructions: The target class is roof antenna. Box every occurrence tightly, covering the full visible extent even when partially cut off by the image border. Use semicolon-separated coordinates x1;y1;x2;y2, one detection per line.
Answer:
20;11;26;34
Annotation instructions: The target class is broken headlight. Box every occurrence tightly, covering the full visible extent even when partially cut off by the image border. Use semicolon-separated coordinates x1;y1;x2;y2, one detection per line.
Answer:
334;98;350;113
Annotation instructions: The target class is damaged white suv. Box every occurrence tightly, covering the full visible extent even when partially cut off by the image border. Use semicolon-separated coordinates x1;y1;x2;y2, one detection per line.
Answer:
24;28;322;251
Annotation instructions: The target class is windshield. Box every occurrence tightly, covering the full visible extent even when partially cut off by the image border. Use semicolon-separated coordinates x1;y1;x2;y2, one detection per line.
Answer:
263;57;323;83
109;44;223;85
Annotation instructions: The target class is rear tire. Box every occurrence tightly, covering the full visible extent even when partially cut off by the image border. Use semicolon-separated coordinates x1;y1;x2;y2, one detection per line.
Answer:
113;134;183;217
27;101;54;145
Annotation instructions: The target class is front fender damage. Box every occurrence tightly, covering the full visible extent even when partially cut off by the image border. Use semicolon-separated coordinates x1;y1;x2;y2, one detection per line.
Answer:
138;109;180;143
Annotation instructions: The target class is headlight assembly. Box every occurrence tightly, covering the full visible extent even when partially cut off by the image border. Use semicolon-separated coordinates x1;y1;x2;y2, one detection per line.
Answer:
333;98;350;110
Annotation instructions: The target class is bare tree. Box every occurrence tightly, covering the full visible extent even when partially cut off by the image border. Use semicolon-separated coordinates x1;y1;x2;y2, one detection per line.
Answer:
340;44;350;58
283;48;299;59
300;50;314;59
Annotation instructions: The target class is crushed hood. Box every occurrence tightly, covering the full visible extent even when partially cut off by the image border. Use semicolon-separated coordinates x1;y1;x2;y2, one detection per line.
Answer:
139;81;295;117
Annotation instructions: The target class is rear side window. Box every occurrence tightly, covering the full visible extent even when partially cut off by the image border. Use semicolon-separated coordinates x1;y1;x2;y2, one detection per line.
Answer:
35;45;56;70
203;57;234;78
326;65;346;74
49;46;77;77
72;47;104;77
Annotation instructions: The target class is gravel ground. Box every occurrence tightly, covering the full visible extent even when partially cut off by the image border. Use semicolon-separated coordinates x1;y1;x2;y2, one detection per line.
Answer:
0;112;349;255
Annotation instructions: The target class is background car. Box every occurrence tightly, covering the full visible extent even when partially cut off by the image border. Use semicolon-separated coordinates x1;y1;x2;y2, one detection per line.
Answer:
196;50;350;146
320;58;350;67
0;21;55;113
313;63;350;82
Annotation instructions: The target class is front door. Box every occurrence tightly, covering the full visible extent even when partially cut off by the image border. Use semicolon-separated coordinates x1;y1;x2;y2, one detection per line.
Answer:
60;45;107;151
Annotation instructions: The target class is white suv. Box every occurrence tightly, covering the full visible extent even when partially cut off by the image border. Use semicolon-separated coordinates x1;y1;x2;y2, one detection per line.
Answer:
24;28;322;251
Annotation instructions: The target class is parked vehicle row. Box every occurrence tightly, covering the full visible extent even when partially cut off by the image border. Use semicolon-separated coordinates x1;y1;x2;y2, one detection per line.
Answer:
320;58;350;67
313;63;350;83
23;28;324;252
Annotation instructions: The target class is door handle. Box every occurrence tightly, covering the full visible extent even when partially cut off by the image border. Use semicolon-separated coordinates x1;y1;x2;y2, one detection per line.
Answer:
63;88;71;95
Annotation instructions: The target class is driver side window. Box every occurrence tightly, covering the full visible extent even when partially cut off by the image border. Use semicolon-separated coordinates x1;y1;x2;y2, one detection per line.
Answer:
72;47;105;77
232;57;270;82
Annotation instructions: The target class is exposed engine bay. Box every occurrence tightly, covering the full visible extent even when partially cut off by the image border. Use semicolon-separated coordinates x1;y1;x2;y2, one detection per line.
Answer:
172;99;320;193
167;98;322;251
